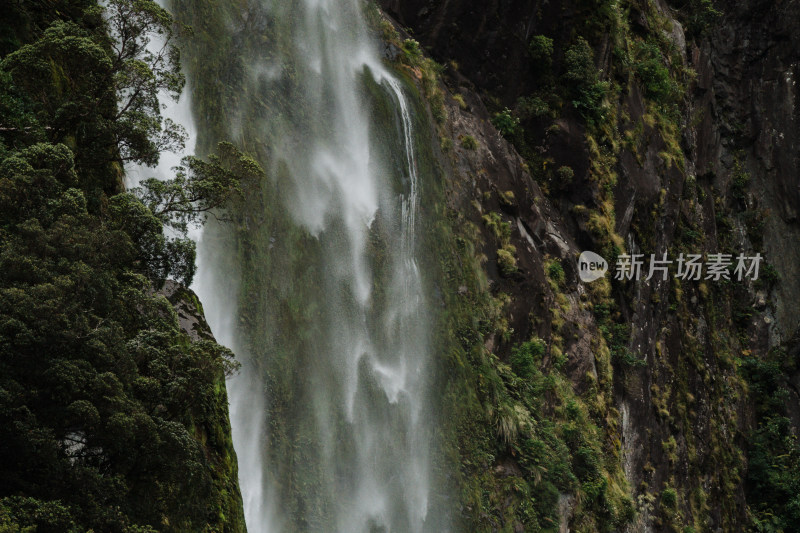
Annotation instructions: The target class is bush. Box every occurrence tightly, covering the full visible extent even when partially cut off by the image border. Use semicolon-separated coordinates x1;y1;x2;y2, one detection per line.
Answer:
564;37;597;85
497;245;518;276
460;134;478;150
759;263;780;287
379;20;398;42
499;190;515;206
556;165;574;185
740;348;800;531
529;35;554;67
492;108;522;138
510;339;546;379
482;212;511;244
564;37;608;123
429;89;446;123
516;96;550;119
634;41;679;104
731;157;750;202
669;0;722;36
661;487;678;509
688;0;722;35
547;260;566;285
402;38;422;64
574;446;602;481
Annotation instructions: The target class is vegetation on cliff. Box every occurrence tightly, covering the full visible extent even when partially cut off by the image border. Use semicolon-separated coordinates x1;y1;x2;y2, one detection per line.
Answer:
379;0;800;530
0;1;251;531
3;0;797;531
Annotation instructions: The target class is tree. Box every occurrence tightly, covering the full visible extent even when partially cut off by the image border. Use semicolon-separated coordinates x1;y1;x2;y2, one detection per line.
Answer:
113;141;264;287
103;0;186;166
135;141;264;235
0;140;245;531
0;4;252;530
1;0;187;196
563;37;609;123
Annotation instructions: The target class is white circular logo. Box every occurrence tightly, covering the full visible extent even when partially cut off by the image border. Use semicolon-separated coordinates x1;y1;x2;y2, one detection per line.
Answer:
578;251;608;283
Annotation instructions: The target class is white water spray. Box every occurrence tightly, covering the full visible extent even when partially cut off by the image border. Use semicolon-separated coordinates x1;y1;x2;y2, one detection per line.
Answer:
144;0;447;530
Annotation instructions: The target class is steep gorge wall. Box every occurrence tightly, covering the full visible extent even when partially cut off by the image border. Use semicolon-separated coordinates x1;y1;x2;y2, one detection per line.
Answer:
380;0;800;530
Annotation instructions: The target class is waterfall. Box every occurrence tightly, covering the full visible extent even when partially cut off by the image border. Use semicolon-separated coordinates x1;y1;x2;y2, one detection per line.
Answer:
154;0;450;531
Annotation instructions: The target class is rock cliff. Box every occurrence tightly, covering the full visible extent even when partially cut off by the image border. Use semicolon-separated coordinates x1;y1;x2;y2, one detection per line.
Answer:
380;0;800;530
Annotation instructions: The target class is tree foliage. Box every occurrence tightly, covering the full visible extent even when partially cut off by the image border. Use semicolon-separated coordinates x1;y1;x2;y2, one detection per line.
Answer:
0;1;252;531
136;141;263;234
0;140;242;532
740;353;800;532
633;40;680;104
563;37;609;123
491;108;522;139
0;0;186;198
668;0;722;36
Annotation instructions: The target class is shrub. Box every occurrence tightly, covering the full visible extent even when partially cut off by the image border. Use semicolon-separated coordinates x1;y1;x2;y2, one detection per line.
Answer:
564;37;597;85
529;35;554;66
556;165;574;184
730;157;750;202
574;445;601;481
440;136;453;152
402;38;422;64
634;41;678;104
492;107;522;138
497;245;518;276
379;19;398;42
460;134;478;150
662;436;678;462
564;37;608;122
740;347;800;531
482;212;511;244
516;95;550;119
499;190;515;206
759;263;780;287
510;339;546;379
547;260;566;285
565;399;581;420
661;487;678;509
670;0;722;36
430;89;446;123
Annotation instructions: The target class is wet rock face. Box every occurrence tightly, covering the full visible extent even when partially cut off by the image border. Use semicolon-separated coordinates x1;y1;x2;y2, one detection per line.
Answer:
719;0;800;433
380;0;541;101
704;0;800;339
155;280;215;342
383;0;800;529
382;0;800;330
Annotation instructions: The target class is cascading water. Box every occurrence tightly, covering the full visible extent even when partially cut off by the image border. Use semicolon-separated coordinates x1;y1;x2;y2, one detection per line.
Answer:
161;0;450;531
